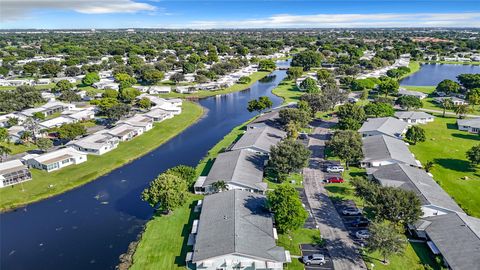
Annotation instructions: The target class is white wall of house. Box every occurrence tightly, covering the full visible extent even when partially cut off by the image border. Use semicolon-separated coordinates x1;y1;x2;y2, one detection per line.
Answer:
400;118;434;125
194;253;284;270
458;125;480;134
28;153;87;172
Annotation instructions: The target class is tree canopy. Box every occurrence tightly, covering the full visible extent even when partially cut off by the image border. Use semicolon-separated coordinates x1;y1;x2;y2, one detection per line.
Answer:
267;184;308;233
269;139;311;176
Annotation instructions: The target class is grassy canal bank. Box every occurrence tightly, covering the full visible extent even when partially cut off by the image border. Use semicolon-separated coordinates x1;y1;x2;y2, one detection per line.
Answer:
0;101;204;212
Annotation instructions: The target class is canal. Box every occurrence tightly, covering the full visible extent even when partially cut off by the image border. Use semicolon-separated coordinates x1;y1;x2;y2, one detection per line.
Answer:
400;63;480;86
0;62;289;270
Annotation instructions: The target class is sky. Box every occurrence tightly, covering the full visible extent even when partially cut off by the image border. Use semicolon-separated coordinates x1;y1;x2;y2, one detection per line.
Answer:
0;0;479;29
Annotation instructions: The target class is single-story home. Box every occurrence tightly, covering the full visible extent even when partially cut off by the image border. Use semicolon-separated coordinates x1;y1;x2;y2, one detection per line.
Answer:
398;88;428;99
231;125;286;155
147;86;171;94
361;135;420;168
39;116;76;129
371;163;464;216
62;108;96;121
8;125;26;143
191;190;290;270
19;101;76;118
68;133;119;155
0;159;32;188
141;108;173;122
118;115;153;132
358;117;409;138
26;147;87;172
433;97;468;106
409;212;480;270
137;94;182;115
394;111;435;125
105;123;143;141
194;149;267;194
457;118;480;134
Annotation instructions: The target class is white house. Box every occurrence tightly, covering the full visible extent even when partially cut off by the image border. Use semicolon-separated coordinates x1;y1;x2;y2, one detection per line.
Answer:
147;86;171;94
39;116;76;129
105;123;143;141
434;97;468;106
26;147;87;172
62;107;96;121
141;108;173;122
137;94;182;115
8;125;26;143
0;159;32;188
361;135;421;168
457;118;480;134
191;190;290;270
68;133;119;155
19;101;76;118
358;117;408;138
398;88;428;99
394;111;435;125
118;115;153;132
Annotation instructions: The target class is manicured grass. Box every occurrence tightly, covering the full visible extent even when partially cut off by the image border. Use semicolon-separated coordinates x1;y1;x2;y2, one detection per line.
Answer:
0;101;204;211
363;241;442;270
0;142;37;155
271;79;303;104
324;166;366;207
278;228;322;270
265;172;304;189
398;61;421;80
130;194;203;270
0;83;55;91
409;115;480;217
158;71;270;99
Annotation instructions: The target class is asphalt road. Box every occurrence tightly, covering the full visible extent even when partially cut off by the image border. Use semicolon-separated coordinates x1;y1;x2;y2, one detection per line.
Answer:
302;119;366;270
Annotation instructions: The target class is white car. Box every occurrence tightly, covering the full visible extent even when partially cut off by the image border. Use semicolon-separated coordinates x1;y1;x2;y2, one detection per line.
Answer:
326;166;344;173
355;230;370;239
342;207;361;216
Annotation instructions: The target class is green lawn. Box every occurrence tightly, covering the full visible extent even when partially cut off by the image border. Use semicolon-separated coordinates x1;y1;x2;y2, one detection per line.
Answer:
130;194;202;270
422;60;480;66
158;71;270;99
0;141;37;155
398;61;421;80
278;228;322;270
409;115;480;217
272;79;303;104
0;83;55;91
0;101;204;211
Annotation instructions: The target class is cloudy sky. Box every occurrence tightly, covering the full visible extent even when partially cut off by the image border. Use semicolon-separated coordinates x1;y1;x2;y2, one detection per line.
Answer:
1;0;479;29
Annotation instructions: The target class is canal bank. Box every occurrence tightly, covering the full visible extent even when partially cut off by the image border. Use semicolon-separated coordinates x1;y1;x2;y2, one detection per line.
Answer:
0;62;289;270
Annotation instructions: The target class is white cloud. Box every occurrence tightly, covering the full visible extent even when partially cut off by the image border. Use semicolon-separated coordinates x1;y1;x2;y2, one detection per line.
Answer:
0;0;157;21
186;12;480;28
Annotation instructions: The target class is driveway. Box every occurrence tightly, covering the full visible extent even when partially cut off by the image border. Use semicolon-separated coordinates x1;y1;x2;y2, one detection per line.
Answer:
302;119;366;270
300;244;334;270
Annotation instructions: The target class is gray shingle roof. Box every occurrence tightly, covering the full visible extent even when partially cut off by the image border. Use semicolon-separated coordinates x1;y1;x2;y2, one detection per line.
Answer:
247;110;281;129
231;126;286;154
457;118;480;129
398;88;427;98
416;212;480;270
359;117;408;138
203;149;267;191
394;111;434;120
372;164;464;213
192;190;287;262
362;135;418;166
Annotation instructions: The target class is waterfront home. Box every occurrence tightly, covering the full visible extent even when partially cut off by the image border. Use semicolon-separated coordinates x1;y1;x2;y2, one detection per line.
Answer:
358;117;408;138
398;88;428;99
194;149;267;194
19;101;76;118
141;108;173;122
105;123;143;141
175;85;196;94
231;125;286;155
409;212;480;270
147;86;171;94
457;118;480;134
190;190;290;270
371;163;464;216
26;147;87;172
0;159;32;188
361;135;420;168
137;94;182;115
68;133;119;155
61;107;96;122
39;116;76;129
118;115;153;132
433;97;468;106
394;111;434;125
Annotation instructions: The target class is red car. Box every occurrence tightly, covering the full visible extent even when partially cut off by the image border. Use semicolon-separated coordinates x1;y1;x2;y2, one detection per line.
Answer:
327;177;344;183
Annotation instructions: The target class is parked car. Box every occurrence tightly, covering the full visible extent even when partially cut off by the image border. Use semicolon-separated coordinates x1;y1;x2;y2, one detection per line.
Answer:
299;132;308;139
326;165;344;173
351;217;370;227
355;230;370;239
302;254;326;266
342;207;361;216
327;176;344;183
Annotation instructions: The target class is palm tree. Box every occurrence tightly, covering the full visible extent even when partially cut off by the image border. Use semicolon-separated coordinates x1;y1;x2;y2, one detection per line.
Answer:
20;131;33;145
0;145;12;162
212;180;228;192
424;160;434;173
454;104;471;119
441;98;453;118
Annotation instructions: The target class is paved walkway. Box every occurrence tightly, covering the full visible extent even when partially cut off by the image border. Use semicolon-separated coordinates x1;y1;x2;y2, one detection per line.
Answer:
303;119;366;270
419;108;480;118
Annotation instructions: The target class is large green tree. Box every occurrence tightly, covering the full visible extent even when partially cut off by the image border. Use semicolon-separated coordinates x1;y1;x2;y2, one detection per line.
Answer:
466;144;480;166
377;79;399;97
258;59;276;71
364;102;395;118
82;72;100;86
141;173;188;213
278;108;312;128
56;123;87;141
367;222;406;264
247;96;273;113
395;96;422;110
291;50;323;70
300;77;319;93
405;126;426;145
326;130;363;169
287;67;303;80
267;184;308;233
436;79;461;94
269;139;311;176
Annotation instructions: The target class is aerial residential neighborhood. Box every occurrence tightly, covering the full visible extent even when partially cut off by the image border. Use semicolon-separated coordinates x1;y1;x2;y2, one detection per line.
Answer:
1;1;480;270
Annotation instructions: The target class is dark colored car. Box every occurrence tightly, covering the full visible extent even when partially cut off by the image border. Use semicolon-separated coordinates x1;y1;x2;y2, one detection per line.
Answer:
327;176;344;183
351;217;370;227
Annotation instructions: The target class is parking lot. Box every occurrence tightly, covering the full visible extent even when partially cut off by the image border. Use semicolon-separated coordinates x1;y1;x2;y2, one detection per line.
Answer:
332;200;369;247
300;244;334;270
297;188;317;229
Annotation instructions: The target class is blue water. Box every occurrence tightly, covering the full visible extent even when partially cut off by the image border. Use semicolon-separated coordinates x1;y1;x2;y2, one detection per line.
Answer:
400;63;480;86
0;64;288;270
